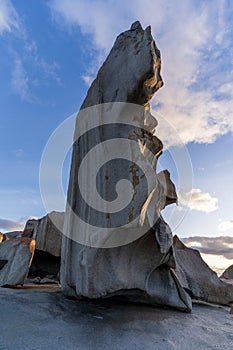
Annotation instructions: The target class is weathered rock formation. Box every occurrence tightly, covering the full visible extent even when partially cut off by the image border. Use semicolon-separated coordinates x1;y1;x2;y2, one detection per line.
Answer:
0;211;63;285
60;21;192;311
157;170;177;207
173;236;233;305
221;264;233;280
0;238;35;286
4;231;23;240
1;21;230;312
27;211;63;279
23;218;38;237
32;211;64;257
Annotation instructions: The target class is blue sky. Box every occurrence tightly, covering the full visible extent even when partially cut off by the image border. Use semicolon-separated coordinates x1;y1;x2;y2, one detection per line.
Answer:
0;0;233;239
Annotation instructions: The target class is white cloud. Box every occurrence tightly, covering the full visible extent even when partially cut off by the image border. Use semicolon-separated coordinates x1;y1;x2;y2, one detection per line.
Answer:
218;220;233;232
49;0;233;146
178;188;219;213
219;82;233;96
0;0;19;34
49;0;131;51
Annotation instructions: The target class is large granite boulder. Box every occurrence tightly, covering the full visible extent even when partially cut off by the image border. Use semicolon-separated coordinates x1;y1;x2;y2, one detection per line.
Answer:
0;238;35;286
25;211;64;278
0;213;63;284
60;22;192;311
173;235;233;305
32;211;64;257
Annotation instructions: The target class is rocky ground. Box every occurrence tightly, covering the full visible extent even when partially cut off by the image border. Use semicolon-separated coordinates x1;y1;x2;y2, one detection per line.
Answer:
0;284;232;350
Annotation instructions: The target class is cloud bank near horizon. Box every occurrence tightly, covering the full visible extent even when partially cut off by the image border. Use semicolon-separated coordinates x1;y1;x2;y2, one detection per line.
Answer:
183;236;233;260
0;218;24;232
50;0;233;147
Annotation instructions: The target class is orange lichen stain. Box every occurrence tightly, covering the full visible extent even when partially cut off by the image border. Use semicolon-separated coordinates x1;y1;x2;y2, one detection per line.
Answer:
130;163;139;201
128;206;134;223
29;239;36;264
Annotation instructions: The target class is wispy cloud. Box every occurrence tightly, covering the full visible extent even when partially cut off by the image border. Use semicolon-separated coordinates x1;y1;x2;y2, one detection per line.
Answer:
1;1;61;101
0;217;24;232
0;188;44;226
24;40;61;85
11;57;32;101
39;59;61;85
14;148;24;158
178;188;218;213
11;53;61;101
218;220;233;232
0;0;19;34
82;75;93;87
49;0;233;146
